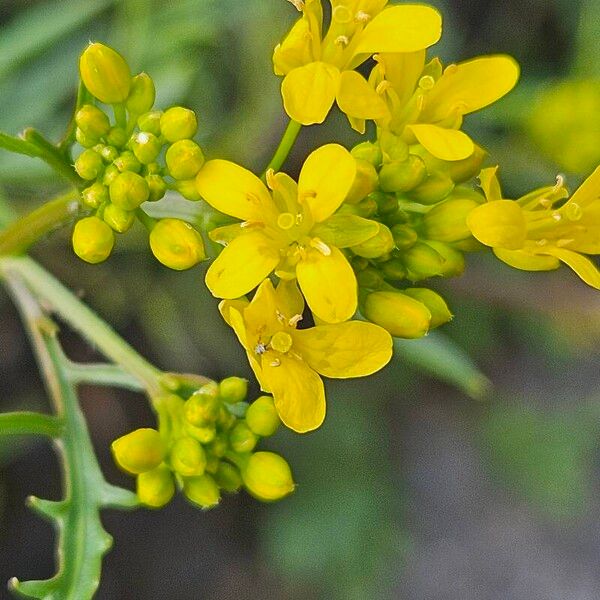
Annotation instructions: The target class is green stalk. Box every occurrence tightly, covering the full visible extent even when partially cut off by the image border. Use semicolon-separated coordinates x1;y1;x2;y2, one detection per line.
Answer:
262;118;302;177
0;411;64;437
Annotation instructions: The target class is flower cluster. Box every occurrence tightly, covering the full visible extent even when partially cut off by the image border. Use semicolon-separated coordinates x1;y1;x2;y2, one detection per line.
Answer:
111;377;295;508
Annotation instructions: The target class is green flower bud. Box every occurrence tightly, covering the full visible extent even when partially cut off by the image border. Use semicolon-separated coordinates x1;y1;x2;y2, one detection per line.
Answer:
242;451;295;502
402;287;452;328
184;421;217;444
79;43;131;104
351;141;382;167
111;428;165;474
356;267;384;289
208;433;229;458
102;164;120;186
103;203;135;233
75;127;99;148
402;241;445;280
145;162;161;175
72;216;115;264
106;126;128;148
74;149;104;180
81;182;109;209
379;155;426;193
184;381;220;426
170;437;207;477
229;422;258;453
352;223;394;258
363;291;431;338
215;461;242;493
160;106;198;142
130;132;161;165
246;396;280;437
425;240;465;277
137;111;162;136
219;377;247;403
409;173;455;205
422;192;482;243
391;224;418;250
174;178;202;201
75;104;110;138
99;145;119;163
345;159;378;204
166;139;205;180
217;405;237;430
205;454;220;474
352;256;369;271
447;144;486;183
109;171;149;210
149;218;206;270
146;174;168;202
370;191;398;216
379;258;407;281
136;465;175;508
126;72;155;115
379;130;409;162
183;473;220;509
114;150;141;173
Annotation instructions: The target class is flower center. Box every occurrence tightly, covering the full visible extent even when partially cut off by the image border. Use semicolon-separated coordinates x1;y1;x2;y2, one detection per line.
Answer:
277;212;296;230
270;331;293;354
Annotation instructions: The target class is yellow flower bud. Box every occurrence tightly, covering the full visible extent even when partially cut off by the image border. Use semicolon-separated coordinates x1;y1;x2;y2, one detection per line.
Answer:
363;291;431;339
99;145;119;163
75;104;110;138
149;218;206;270
74;149;104;180
111;428;165;474
160;106;198;142
170;437;207;477
137;111;163;136
379;258;407;281
352;223;395;258
345;159;378;204
229;422;258;453
242;452;295;502
205;454;220;474
114;150;141;174
425;240;465;277
72;216;115;264
447;144;486;183
217;405;236;430
126;72;155;115
371;191;398;217
146;174;167;202
103;203;135;233
246;396;280;437
136;465;175;508
409;172;455;205
423;191;483;242
351;141;382;167
184;421;216;444
402;287;452;328
402;241;446;280
379;155;426;193
75;127;99;148
130;132;161;165
356;266;384;289
165;140;205;180
102;164;120;187
81;182;109;209
109;171;149;210
174;178;202;201
379;130;409;162
79;43;131;104
219;377;247;403
391;224;418;250
215;461;242;493
184;382;220;426
106;126;128;148
183;473;220;509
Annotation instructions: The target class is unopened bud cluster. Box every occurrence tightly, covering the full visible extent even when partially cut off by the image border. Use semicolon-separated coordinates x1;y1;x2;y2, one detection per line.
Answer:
72;43;205;269
111;377;294;509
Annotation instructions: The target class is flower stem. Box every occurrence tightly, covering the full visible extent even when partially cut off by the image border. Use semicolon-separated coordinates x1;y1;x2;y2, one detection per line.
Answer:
0;411;64;437
262;118;302;177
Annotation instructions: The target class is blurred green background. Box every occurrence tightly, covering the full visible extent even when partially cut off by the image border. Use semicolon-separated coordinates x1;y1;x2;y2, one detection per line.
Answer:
1;1;599;598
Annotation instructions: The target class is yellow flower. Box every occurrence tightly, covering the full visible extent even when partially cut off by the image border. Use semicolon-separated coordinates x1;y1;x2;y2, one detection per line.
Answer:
196;144;379;323
467;166;600;290
364;52;520;158
273;0;442;127
219;279;393;433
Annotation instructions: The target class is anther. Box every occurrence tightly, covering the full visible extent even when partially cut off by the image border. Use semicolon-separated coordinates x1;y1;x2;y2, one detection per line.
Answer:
270;359;282;367
255;343;267;355
265;168;277;190
335;35;350;48
355;10;371;23
288;314;303;327
287;0;305;11
310;237;331;256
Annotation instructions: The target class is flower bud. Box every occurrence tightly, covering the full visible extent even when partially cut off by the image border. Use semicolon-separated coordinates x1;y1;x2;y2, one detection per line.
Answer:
106;126;128;148
446;144;487;183
219;377;248;403
215;461;242;493
379;155;426;193
369;191;397;217
425;240;465;277
72;216;115;264
379;130;409;162
114;150;141;173
345;159;378;204
103;203;135;233
160;107;198;142
352;223;394;258
74;149;104;180
205;455;220;474
351;141;382;167
246;396;280;437
102;164;120;186
217;405;236;430
111;428;165;474
174;178;202;201
75;104;110;138
136;465;175;508
352;256;369;271
79;43;131;104
402;287;452;328
208;433;229;458
184;421;216;444
242;451;295;502
363;291;431;338
99;145;119;163
183;473;220;509
126;72;155;115
422;194;482;243
146;174;168;202
170;437;207;477
146;162;161;175
355;267;384;289
184;381;220;426
149;218;206;270
75;128;98;148
229;422;258;453
166;140;205;180
108;171;149;211
81;182;109;209
409;173;455;205
137;111;162;136
402;241;445;280
391;224;418;250
130;132;161;164
379;258;407;280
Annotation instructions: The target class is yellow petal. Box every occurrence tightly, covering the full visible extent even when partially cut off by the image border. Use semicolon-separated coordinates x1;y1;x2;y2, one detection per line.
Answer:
272;17;313;76
538;246;600;290
336;70;389;120
351;5;442;61
281;62;340;125
205;232;280;299
422;55;520;122
218;299;249;328
292;321;392;378
219;303;249;347
479;166;503;202
243;279;281;337
565;165;600;209
467;200;526;250
275;279;305;318
196;160;275;221
310;215;379;248
296;246;357;323
208;223;246;245
408;124;475;161
298;143;356;222
493;247;560;271
263;355;325;433
376;51;426;107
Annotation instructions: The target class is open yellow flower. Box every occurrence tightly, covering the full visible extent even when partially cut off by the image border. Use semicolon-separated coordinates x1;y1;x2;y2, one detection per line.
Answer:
219;278;393;432
273;0;442;127
466;166;600;289
196;144;380;323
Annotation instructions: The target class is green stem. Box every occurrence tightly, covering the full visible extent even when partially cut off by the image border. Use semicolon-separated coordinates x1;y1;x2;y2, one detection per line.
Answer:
66;362;145;392
135;207;156;231
0;411;64;437
113;104;127;130
0;192;81;256
262;118;302;177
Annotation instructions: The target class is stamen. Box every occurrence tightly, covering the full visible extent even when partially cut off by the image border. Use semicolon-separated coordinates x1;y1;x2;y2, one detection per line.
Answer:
265;168;277;190
255;342;267;355
554;174;565;190
270;358;282;367
310;237;331;256
288;314;303;327
538;197;552;208
287;0;304;11
296;213;304;225
556;238;574;247
551;211;562;222
535;239;548;246
334;35;350;48
355;10;371;23
276;310;286;324
376;80;392;95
